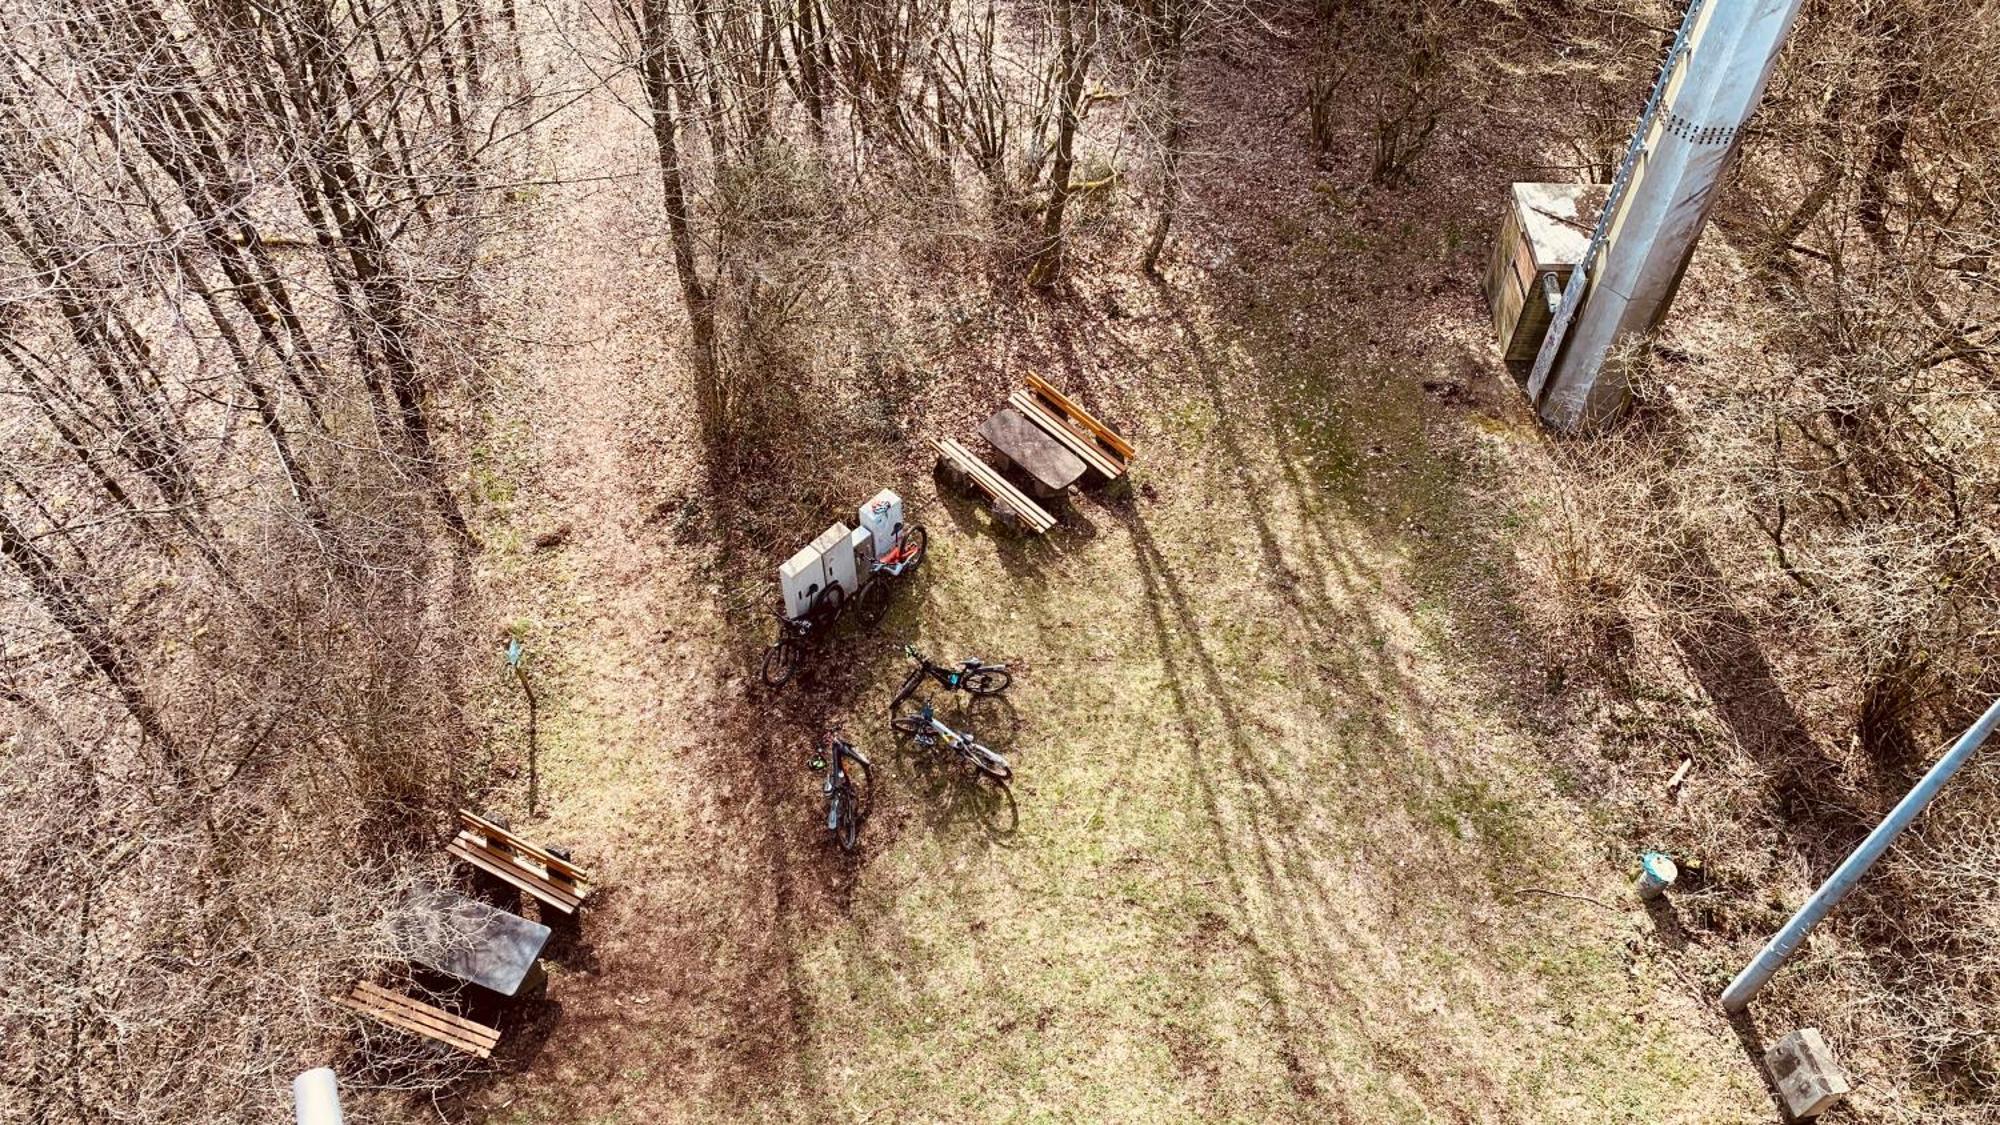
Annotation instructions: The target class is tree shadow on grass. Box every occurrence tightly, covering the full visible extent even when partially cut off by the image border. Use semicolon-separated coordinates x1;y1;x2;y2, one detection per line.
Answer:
1123;503;1514;1118
1657;542;1875;859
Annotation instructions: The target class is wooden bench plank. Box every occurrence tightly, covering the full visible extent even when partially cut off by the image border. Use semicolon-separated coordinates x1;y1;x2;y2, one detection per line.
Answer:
1026;374;1134;463
344;1002;492;1057
352;983;495;1040
339;984;498;1057
351;981;500;1045
458;810;592;886
932;437;1057;534
449;834;583;913
935;437;1041;522
352;1001;497;1055
448;838;581;914
1008;390;1123;480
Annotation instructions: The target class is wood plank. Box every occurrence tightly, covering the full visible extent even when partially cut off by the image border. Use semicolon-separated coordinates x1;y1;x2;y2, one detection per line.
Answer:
1495;268;1529;360
1025;374;1134;461
340;991;472;1052
941;438;1057;532
1511;232;1539;297
450;833;584;908
449;835;582;913
458;810;592;885
933;438;1056;534
338;986;498;1057
347;1005;491;1057
352;983;498;1041
1009;391;1122;479
459;810;591;884
351;982;501;1045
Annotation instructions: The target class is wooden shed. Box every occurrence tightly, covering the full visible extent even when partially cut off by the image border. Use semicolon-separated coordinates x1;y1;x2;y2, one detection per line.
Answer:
1485;182;1607;366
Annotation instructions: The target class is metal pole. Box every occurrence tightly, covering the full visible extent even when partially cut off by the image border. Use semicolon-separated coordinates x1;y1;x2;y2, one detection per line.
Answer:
1534;0;1806;429
1527;0;1706;406
293;1067;344;1125
1721;695;2000;1013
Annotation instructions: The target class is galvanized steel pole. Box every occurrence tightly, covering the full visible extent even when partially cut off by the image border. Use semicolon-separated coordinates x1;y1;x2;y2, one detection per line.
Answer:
1720;695;2000;1013
1533;0;1807;430
293;1068;345;1125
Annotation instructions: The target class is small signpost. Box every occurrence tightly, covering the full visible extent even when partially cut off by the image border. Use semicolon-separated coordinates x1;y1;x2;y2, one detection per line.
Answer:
505;634;539;813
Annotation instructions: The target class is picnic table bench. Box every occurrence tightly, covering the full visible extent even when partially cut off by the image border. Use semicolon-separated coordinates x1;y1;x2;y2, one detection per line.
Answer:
448;810;592;914
337;980;501;1058
1009;374;1133;482
932;437;1057;535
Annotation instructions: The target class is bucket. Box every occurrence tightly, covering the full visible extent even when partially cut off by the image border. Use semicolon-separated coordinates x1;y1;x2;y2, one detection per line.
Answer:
1637;852;1678;900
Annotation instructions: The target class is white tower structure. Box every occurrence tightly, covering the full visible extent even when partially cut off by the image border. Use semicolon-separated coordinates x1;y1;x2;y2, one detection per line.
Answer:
1529;0;1807;430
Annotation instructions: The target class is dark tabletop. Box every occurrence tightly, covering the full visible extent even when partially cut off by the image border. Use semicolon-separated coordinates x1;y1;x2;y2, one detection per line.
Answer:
399;889;551;997
980;407;1086;492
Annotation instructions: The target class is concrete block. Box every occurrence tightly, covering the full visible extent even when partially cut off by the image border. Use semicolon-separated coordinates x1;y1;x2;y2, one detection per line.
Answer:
1764;1027;1850;1120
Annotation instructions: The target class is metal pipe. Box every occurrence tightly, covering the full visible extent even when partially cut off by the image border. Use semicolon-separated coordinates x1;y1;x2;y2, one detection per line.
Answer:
1526;0;1707;407
293;1067;344;1125
1540;272;1565;315
1720;695;2000;1012
1534;0;1807;429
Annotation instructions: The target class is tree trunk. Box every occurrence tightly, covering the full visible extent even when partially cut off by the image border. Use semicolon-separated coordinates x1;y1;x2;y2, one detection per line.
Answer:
638;0;725;436
1028;0;1094;290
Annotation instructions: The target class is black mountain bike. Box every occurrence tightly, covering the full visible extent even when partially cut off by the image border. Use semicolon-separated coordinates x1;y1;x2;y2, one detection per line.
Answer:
809;734;872;851
890;644;1012;712
891;703;1011;783
762;584;844;688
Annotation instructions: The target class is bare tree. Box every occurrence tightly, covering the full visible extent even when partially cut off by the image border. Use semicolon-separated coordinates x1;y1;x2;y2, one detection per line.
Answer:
1028;0;1098;288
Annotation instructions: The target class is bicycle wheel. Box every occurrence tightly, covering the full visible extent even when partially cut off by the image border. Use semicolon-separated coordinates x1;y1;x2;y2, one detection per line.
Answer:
888;665;926;713
961;666;1011;696
761;639;797;687
854;578;891;626
896;525;928;573
960;740;1012;783
813;583;845;628
834;786;860;851
890;712;928;737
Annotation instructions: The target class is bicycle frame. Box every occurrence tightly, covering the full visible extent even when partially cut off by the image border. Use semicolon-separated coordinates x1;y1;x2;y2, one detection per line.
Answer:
816;738;870;845
868;526;923;579
907;707;972;753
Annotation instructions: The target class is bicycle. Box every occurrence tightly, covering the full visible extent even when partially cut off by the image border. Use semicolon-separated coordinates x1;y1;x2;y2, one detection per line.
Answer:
890;644;1011;712
891;702;1011;783
761;583;844;688
808;734;872;851
853;523;928;626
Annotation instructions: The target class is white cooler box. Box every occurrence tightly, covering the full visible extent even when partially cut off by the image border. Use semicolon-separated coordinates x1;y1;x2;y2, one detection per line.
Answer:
815;522;857;599
857;490;905;557
779;541;829;620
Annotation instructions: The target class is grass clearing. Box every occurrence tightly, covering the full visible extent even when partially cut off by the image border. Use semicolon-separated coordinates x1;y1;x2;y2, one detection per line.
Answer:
462;13;1776;1122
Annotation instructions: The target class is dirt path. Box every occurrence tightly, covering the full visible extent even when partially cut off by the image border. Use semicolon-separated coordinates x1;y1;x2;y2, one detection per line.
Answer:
462;6;1779;1124
466;6;821;1117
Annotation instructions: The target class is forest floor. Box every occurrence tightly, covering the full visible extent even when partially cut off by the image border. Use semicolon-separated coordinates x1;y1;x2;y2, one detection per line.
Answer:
451;4;1780;1123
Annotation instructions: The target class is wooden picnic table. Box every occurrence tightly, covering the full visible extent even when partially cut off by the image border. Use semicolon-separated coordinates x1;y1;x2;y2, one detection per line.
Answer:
980;406;1087;497
398;889;551;998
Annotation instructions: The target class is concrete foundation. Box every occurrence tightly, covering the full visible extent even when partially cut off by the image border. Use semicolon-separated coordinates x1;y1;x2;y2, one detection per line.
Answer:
1764;1027;1850;1120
